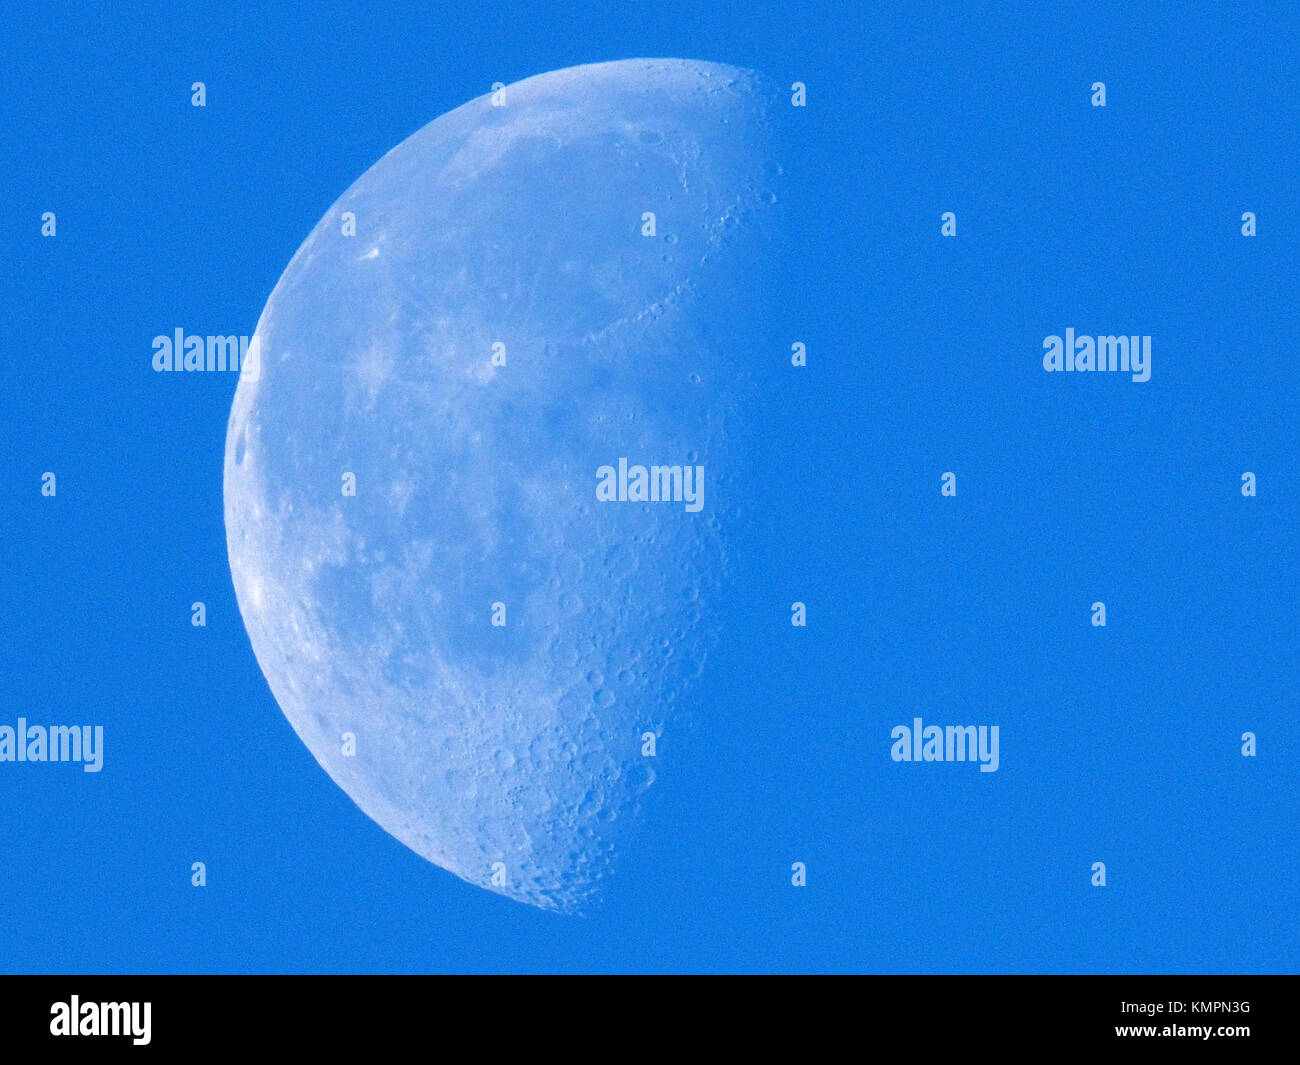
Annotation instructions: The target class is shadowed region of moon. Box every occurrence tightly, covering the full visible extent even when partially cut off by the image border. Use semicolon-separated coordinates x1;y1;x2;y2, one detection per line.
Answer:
224;58;782;911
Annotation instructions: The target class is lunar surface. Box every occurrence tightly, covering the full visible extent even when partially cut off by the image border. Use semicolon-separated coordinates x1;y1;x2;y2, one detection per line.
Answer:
224;58;779;911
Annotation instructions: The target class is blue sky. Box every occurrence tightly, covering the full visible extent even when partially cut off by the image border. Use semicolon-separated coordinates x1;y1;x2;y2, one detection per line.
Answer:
1;2;1296;973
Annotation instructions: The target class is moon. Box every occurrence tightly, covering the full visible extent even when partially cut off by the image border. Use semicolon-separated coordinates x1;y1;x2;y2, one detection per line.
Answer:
223;58;780;911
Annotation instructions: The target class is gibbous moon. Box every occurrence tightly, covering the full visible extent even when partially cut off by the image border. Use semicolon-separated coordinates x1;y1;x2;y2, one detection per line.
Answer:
224;58;780;911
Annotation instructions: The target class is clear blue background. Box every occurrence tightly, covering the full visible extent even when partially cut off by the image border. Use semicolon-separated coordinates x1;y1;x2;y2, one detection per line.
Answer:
1;2;1296;973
